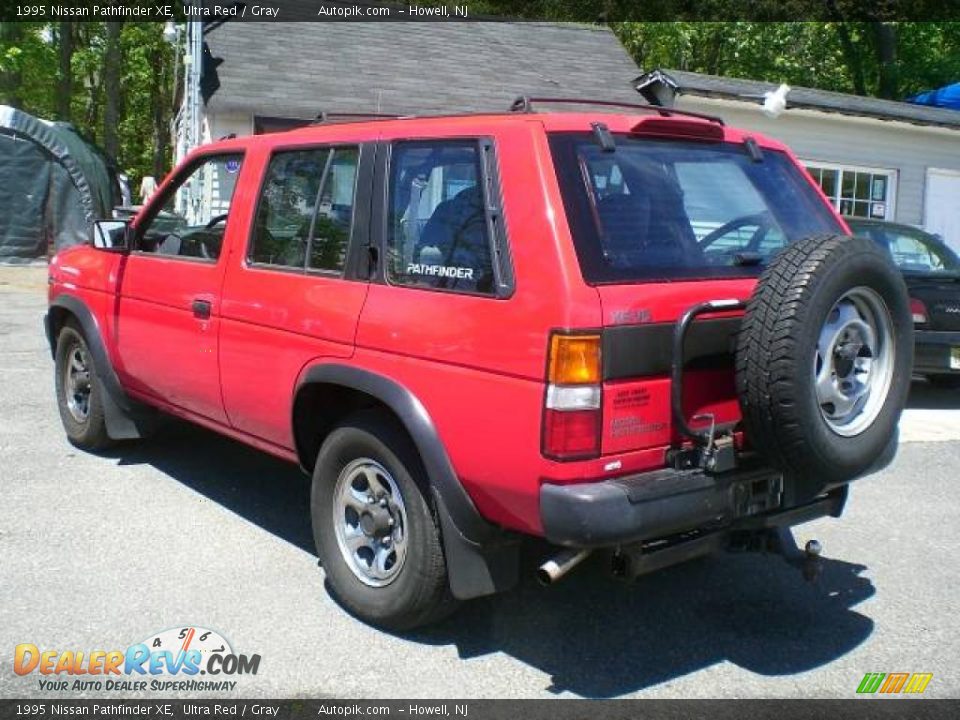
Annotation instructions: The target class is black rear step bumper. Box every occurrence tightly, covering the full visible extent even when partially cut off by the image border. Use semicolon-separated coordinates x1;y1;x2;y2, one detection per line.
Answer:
914;329;960;374
540;460;847;548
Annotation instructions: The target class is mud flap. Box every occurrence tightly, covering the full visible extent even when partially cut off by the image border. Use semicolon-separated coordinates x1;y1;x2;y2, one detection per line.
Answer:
434;490;520;600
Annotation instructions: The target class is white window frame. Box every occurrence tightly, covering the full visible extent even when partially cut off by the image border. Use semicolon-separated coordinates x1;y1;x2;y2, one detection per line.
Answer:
802;160;898;221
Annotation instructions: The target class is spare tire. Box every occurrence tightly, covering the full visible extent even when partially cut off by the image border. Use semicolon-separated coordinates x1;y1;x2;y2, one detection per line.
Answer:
736;233;912;500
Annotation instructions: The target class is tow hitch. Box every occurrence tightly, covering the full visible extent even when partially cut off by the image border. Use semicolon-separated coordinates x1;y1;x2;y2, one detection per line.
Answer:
730;526;824;582
608;526;824;583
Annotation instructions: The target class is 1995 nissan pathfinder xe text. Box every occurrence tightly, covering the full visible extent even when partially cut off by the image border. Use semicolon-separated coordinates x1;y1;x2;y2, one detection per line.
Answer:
46;99;913;629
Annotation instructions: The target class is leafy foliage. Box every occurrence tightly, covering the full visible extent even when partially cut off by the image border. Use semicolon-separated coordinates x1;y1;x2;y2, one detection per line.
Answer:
0;21;173;190
615;22;960;99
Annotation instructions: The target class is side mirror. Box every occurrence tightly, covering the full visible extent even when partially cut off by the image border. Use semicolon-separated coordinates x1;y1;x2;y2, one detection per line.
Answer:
91;220;130;252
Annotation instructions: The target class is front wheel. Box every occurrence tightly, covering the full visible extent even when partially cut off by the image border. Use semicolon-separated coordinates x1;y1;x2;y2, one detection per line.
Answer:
311;411;456;630
54;323;113;451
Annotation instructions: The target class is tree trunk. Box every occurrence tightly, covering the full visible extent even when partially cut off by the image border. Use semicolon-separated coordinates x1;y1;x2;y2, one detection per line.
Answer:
0;22;24;108
57;21;74;121
875;22;899;99
150;44;169;179
825;2;867;96
102;21;122;161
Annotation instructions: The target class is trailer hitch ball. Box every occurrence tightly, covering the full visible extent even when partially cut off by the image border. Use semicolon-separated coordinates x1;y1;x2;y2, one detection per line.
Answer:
802;539;823;582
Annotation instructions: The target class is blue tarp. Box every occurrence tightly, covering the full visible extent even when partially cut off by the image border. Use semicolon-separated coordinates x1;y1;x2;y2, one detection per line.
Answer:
908;82;960;110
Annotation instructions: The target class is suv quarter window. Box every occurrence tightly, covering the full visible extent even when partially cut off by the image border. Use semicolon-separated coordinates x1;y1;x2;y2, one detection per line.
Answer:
136;153;244;261
385;139;509;296
249;145;360;274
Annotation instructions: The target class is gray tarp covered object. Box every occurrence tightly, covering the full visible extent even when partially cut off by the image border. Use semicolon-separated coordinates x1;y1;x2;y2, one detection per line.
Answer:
0;105;116;261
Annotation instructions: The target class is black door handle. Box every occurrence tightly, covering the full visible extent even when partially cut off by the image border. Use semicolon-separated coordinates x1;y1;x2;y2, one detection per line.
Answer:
192;299;212;319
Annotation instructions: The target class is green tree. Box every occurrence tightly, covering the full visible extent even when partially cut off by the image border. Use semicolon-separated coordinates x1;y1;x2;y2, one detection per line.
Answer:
614;21;960;100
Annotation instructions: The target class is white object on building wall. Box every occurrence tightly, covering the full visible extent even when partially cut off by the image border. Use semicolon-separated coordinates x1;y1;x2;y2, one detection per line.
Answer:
763;84;791;118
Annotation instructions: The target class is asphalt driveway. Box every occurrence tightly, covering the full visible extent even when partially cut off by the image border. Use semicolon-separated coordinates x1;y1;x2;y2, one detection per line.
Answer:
1;265;958;699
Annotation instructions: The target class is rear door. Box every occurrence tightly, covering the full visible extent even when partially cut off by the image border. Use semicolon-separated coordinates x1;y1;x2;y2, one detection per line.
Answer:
116;153;246;423
218;141;373;447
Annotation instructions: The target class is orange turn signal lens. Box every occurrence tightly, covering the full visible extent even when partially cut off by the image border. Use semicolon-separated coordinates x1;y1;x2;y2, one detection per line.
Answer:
548;334;601;385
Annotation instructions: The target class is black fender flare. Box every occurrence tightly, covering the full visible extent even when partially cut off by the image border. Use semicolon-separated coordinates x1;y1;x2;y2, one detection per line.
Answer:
295;364;519;599
46;294;156;439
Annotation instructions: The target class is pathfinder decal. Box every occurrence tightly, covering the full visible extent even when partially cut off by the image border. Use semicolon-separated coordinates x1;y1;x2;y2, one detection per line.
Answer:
406;264;475;280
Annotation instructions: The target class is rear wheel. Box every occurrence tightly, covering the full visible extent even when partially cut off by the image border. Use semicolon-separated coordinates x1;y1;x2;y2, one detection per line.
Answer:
54;324;113;451
311;410;456;630
736;234;912;499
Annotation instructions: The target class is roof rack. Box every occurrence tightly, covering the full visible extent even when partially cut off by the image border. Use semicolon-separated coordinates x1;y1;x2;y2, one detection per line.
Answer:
509;96;725;126
311;111;407;125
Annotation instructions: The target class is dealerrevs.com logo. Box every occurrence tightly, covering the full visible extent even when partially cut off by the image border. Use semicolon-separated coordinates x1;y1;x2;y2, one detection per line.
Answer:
14;626;261;692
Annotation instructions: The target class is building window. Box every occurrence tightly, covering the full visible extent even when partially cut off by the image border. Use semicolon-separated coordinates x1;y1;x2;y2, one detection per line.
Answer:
804;162;896;220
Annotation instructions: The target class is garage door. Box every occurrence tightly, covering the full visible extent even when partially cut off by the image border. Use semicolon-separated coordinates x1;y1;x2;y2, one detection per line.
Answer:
925;168;960;253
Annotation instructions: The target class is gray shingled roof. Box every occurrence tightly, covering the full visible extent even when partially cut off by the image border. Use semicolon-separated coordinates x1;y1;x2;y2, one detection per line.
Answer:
203;21;644;119
668;69;960;130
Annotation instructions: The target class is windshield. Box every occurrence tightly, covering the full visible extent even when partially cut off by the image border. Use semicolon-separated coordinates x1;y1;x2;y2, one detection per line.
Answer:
549;133;843;283
847;220;960;277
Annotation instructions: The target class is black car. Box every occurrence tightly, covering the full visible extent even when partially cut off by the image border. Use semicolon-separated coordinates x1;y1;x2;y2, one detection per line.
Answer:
847;218;960;388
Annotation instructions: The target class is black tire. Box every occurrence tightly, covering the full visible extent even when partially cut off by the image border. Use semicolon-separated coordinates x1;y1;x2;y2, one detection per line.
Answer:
736;234;912;500
311;410;456;630
54;323;114;451
927;374;960;390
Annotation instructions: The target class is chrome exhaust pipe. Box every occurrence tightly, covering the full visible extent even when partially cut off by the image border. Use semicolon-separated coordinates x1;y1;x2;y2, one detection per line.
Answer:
537;549;592;585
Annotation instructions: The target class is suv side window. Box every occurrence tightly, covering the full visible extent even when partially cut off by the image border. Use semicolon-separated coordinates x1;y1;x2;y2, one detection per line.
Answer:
138;154;243;260
387;140;495;294
250;146;359;272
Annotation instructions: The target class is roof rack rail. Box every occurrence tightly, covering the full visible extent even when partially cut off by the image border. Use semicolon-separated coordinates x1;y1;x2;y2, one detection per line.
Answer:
311;111;407;125
509;96;725;126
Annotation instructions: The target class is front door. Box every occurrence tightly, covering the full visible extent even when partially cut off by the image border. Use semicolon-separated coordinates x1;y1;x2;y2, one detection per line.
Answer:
925;168;960;254
115;153;246;424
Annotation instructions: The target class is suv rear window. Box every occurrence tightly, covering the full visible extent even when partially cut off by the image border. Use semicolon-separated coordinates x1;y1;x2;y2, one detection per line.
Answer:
549;133;843;283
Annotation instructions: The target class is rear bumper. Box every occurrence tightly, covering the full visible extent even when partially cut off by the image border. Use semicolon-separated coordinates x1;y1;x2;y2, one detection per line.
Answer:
914;330;960;374
540;461;847;548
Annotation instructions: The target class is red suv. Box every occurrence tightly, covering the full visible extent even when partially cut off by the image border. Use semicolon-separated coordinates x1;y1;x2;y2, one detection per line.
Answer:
46;99;912;629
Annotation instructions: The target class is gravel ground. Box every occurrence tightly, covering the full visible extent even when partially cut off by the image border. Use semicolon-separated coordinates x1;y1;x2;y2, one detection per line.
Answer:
1;266;958;699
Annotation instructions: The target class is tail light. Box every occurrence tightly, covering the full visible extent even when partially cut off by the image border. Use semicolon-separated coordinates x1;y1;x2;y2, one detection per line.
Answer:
910;298;929;324
543;333;601;460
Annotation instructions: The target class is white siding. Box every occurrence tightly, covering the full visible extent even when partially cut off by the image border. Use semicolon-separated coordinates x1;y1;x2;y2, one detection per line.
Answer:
206;112;254;142
676;96;960;229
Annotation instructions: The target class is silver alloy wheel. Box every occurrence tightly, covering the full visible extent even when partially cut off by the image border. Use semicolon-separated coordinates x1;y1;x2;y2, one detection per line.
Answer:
332;458;408;587
814;286;895;437
64;343;92;423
